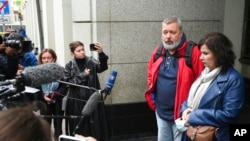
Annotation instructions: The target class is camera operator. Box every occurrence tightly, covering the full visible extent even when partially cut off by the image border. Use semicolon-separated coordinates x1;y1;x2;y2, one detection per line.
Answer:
0;33;39;110
0;35;19;80
5;32;38;76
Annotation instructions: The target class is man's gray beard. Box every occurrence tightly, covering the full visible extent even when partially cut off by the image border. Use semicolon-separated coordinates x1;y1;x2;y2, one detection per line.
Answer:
162;39;181;50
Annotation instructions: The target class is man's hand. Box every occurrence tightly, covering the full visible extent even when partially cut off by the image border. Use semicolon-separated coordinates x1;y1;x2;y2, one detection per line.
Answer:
5;47;15;57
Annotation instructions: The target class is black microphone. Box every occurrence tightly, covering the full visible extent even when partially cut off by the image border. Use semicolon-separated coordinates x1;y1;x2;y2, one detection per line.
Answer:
105;70;118;94
73;90;102;135
0;63;64;88
81;90;102;116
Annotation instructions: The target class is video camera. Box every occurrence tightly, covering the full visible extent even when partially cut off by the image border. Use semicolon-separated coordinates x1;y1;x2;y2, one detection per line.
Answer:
3;33;33;52
4;39;22;50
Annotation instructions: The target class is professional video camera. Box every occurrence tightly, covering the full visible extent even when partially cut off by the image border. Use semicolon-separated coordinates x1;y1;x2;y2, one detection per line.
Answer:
5;39;33;52
3;32;33;52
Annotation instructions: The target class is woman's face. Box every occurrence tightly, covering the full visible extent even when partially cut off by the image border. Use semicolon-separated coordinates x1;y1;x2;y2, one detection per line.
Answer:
200;44;217;71
73;45;85;59
41;52;55;64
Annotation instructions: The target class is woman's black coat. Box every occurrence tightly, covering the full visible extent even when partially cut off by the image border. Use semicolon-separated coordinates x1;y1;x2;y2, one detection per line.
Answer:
64;53;109;141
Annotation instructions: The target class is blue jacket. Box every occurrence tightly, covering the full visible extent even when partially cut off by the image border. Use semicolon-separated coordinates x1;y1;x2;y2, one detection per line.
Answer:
181;67;245;141
20;52;37;67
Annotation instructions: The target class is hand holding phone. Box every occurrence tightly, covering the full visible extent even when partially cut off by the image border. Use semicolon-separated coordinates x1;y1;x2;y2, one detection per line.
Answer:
89;43;97;51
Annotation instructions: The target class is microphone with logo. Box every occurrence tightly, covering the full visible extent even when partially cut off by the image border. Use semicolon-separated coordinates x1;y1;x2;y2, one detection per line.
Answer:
104;70;118;96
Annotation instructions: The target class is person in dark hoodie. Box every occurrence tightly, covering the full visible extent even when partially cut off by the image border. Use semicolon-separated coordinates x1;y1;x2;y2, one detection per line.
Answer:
64;41;110;141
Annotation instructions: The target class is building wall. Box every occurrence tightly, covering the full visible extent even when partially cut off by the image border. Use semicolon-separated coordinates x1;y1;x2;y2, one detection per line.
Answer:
223;0;250;78
78;0;225;104
25;0;247;104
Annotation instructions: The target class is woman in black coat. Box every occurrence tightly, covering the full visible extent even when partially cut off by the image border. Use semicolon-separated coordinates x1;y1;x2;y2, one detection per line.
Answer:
64;41;109;141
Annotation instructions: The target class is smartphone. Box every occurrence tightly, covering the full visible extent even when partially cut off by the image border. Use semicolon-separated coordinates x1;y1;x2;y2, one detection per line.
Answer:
89;43;97;51
58;135;86;141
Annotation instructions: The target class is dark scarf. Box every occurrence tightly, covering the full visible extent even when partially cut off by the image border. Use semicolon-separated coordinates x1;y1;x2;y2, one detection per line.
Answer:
75;57;86;72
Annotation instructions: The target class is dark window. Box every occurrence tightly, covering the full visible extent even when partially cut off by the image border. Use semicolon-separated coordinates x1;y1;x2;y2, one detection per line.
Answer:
240;0;250;64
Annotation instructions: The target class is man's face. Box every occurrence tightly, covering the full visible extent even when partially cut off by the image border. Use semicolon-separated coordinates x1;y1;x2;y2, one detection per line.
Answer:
161;22;183;50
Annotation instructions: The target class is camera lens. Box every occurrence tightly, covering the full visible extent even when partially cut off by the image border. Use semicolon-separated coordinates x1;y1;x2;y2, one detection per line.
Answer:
5;40;21;50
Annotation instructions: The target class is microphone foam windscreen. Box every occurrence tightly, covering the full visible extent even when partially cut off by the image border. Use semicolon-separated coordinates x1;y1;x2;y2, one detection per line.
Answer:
22;63;64;87
82;91;102;116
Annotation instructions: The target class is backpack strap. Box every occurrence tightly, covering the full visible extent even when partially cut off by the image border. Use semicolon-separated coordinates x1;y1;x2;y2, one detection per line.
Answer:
185;40;196;68
153;43;164;62
153;41;196;69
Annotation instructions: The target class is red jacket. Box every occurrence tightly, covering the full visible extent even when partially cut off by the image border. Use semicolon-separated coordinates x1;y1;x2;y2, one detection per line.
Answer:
145;41;204;120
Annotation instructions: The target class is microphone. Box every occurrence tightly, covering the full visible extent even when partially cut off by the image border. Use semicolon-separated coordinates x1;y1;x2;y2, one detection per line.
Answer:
81;90;102;116
0;63;64;88
42;91;102;118
73;90;102;135
105;70;118;94
22;63;64;87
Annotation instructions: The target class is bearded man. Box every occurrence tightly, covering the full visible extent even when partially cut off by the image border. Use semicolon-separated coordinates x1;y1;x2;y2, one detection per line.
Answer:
145;16;204;141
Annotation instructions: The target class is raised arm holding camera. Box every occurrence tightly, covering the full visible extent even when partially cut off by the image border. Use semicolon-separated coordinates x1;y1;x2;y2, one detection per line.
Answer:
64;41;110;141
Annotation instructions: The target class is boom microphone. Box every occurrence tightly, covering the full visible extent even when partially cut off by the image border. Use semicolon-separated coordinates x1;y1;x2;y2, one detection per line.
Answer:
73;90;102;135
0;63;64;88
81;90;102;116
22;63;64;87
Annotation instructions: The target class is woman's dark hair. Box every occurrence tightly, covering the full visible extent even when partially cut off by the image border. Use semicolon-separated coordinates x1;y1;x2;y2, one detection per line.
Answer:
69;41;84;53
0;106;52;141
198;32;236;73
